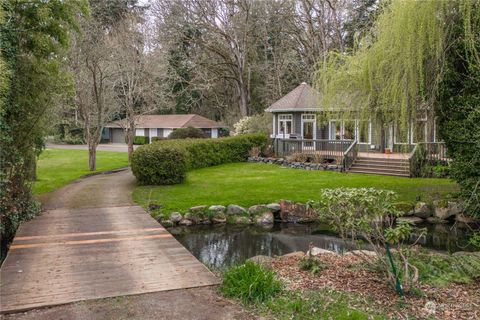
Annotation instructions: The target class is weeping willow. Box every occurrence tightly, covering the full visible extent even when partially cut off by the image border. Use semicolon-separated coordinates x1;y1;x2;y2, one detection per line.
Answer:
314;0;478;134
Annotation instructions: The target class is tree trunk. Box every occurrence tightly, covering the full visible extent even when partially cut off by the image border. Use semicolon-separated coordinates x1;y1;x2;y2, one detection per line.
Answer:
88;144;97;171
126;129;134;163
236;80;249;117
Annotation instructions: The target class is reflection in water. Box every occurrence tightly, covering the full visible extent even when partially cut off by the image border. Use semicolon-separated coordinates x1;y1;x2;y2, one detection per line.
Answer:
171;223;473;269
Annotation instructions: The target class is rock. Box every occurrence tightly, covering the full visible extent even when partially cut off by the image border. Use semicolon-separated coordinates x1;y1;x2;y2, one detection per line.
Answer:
456;213;479;224
282;251;305;258
247;255;273;269
189;205;208;214
346;250;377;259
414;202;431;218
233;216;252;224
266;203;281;213
433;200;455;220
397;216;424;224
161;220;174;228
255;211;274;225
248;205;271;216
448;201;463;216
178;219;193;226
154;215;163;223
279;200;318;223
426;217;448;224
212;212;227;224
395;202;414;215
226;204;247;215
170;212;183;223
307;247;335;256
208;205;226;214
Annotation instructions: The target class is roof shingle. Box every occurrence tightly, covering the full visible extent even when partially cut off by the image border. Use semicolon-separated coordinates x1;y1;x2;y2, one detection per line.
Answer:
265;82;322;112
105;114;224;129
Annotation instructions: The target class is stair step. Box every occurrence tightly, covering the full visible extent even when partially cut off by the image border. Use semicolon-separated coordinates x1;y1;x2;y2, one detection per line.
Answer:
356;158;409;164
349;169;410;177
351;163;409;172
352;162;408;170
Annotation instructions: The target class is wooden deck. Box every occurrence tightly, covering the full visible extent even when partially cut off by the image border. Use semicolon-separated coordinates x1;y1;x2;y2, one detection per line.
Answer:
0;205;220;313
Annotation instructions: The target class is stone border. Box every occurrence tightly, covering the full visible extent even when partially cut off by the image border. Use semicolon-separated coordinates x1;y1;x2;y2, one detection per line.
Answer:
247;156;343;172
398;200;480;225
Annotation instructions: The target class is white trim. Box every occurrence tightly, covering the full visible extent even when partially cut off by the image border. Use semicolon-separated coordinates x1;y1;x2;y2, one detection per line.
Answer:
163;129;172;138
277;114;293;136
301;113;316;139
356;120;372;144
135;128;145;136
329;119;371;143
211;128;218;138
393;122;409;145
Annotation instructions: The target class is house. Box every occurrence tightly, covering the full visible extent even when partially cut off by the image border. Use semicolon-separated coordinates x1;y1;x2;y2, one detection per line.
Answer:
104;114;225;144
265;83;446;176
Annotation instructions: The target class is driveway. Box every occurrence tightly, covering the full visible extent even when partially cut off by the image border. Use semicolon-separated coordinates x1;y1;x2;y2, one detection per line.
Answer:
46;143;137;153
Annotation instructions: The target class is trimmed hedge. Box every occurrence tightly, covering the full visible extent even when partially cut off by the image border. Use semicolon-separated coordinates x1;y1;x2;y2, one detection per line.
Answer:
131;134;268;185
133;136;149;145
169;127;205;139
131;146;187;185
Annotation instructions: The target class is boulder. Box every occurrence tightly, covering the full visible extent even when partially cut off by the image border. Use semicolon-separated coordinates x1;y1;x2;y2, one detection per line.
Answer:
266;203;281;213
161;220;174;228
248;205;271;216
178;219;193;226
307;247;335;256
170;212;183;223
414;202;431;218
208;205;226;214
255;211;274;225
247;255;273;269
433;200;455;220
154;215;163;223
426;217;448;224
455;213;479;224
397;216;424;224
189;205;208;214
185;208;209;224
279;200;318;223
226;204;247;216
212;212;227;224
233;216;252;224
448;201;463;216
282;251;305;258
346;250;377;259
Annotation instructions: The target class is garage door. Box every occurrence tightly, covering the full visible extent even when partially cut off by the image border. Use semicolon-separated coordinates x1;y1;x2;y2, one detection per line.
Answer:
111;128;125;144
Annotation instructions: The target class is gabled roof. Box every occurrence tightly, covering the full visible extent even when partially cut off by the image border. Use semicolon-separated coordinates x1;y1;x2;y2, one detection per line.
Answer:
265;82;322;112
105;114;225;129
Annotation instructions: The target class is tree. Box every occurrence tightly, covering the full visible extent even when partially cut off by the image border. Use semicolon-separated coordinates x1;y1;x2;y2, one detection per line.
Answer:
0;0;85;259
110;14;160;161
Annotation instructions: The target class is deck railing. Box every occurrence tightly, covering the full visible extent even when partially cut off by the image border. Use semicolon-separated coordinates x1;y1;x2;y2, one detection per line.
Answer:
343;140;358;171
274;138;357;167
408;142;449;177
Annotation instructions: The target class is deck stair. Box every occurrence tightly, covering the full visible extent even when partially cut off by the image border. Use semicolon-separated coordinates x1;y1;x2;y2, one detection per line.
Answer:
348;156;410;177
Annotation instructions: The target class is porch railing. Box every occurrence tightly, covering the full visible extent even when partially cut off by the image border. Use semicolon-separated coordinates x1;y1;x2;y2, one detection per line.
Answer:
343;140;358;171
274;138;357;166
408;142;449;177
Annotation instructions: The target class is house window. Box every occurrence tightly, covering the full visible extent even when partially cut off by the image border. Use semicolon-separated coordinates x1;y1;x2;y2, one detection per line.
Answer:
356;120;371;144
343;121;356;140
412;113;428;144
135;128;145;136
329;121;342;140
301;114;316;139
278;114;293;135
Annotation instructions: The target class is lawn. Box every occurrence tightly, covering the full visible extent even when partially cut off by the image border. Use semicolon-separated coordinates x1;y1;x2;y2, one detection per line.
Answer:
133;162;458;214
33;149;129;194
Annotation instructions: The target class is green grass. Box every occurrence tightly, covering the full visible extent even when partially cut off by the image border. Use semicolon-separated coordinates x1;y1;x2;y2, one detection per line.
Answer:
133;162;458;214
33;149;129;194
258;289;385;320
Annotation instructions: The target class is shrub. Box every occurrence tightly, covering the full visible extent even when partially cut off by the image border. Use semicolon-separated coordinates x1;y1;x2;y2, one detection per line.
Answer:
220;261;282;303
133;136;149;145
299;256;326;275
169;127;205;139
131;145;187;185
131;134;267;185
151;136;167;142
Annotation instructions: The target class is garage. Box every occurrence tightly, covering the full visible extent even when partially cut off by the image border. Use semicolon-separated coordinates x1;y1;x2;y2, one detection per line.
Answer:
111;128;125;144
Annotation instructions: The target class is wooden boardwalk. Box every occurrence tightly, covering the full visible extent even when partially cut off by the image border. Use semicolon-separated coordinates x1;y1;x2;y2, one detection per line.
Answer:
1;186;219;313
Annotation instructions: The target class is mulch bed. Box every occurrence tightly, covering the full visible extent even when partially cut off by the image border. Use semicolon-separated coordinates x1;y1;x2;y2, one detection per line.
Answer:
271;254;480;319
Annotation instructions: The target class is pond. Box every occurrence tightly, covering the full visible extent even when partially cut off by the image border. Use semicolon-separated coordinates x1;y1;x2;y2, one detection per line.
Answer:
170;222;474;269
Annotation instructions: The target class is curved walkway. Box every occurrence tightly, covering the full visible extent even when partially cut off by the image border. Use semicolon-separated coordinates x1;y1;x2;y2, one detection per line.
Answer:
1;170;248;319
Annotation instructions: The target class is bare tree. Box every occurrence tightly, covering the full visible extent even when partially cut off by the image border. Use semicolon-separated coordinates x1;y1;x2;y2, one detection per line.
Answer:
110;15;159;161
70;19;117;171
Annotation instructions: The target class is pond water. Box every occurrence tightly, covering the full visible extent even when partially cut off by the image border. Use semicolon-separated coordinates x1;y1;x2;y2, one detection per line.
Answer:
170;222;474;269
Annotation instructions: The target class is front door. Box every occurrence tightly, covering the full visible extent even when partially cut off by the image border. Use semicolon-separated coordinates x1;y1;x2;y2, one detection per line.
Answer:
302;118;316;152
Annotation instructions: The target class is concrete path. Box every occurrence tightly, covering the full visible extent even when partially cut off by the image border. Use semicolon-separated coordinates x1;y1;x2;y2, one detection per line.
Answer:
0;171;249;318
46;143;134;153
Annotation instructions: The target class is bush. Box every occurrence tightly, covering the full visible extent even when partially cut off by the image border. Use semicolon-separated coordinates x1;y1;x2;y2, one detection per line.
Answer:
169;127;205;139
132;133;267;185
233;114;271;135
131;146;187;185
220;261;282;304
133;136;149;145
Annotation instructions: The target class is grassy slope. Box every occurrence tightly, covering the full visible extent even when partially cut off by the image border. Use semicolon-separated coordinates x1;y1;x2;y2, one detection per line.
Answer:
133;162;458;213
33;149;129;194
